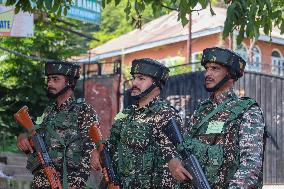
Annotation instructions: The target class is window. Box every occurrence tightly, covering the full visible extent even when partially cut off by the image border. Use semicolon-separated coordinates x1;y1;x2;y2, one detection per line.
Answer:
235;44;262;73
271;50;284;76
252;46;261;64
247;46;262;72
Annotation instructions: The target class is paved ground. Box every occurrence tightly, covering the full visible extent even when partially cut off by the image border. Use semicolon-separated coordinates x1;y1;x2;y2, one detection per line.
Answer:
263;186;284;189
0;152;283;189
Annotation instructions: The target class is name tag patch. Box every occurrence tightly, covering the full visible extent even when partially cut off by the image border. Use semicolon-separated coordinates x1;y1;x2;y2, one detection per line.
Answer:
206;121;224;134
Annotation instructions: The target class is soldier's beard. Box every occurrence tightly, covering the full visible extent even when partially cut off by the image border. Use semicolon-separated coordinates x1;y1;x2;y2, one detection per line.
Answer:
46;85;70;99
46;90;59;99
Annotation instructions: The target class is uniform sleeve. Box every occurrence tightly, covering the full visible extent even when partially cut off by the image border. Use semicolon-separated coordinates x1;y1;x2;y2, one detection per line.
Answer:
228;105;265;188
70;103;99;187
153;106;182;162
108;119;123;150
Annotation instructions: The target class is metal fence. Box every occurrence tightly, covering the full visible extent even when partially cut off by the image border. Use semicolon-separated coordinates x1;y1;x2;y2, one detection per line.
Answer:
236;72;284;184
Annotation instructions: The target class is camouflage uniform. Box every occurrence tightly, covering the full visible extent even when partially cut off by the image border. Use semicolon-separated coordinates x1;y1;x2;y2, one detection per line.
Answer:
28;61;99;189
109;96;181;189
107;58;181;189
181;47;265;189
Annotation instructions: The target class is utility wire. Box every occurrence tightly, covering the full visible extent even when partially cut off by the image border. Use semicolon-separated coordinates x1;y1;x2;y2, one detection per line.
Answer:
0;46;62;63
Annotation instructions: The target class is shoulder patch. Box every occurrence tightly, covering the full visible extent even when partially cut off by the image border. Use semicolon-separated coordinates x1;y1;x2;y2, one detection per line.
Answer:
35;112;47;125
114;111;128;121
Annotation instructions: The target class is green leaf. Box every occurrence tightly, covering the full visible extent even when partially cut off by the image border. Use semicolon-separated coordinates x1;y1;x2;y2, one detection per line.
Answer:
280;21;284;34
237;25;245;45
199;0;208;9
246;20;254;37
223;18;233;38
56;6;63;17
64;6;68;15
115;0;121;6
271;10;281;19
52;1;61;12
14;5;21;14
44;0;53;11
180;14;188;26
37;0;44;10
5;0;17;6
124;1;131;20
102;0;106;8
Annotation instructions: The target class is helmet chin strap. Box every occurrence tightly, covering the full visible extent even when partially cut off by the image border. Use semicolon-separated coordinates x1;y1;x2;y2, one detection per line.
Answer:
47;75;77;99
46;84;71;99
132;81;159;101
205;75;231;92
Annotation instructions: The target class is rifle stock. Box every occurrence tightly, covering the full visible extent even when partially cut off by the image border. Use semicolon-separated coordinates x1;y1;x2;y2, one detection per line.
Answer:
163;119;211;189
14;106;62;189
89;124;120;189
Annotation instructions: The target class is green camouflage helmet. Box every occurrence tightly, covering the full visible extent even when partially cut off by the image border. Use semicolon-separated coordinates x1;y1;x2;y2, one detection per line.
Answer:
45;61;80;79
130;58;170;84
201;47;246;79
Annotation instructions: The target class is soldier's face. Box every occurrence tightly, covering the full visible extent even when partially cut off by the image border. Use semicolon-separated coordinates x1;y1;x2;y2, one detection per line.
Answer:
204;62;229;89
131;73;154;96
47;75;68;95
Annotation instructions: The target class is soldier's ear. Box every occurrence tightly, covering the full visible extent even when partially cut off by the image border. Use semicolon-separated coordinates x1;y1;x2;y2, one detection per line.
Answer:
64;76;70;86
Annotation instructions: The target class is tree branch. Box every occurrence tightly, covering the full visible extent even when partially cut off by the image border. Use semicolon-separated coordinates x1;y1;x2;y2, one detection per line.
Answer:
54;24;99;41
161;4;178;11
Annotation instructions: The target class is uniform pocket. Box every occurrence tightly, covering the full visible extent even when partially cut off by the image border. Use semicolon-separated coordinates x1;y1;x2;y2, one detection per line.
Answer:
205;144;224;183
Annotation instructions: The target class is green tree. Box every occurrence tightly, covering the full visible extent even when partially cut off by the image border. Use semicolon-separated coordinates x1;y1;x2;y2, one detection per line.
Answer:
0;15;90;152
4;0;284;44
89;0;169;48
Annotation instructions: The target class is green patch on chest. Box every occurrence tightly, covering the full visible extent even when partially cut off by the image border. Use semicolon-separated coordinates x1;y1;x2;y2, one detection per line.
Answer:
205;121;225;134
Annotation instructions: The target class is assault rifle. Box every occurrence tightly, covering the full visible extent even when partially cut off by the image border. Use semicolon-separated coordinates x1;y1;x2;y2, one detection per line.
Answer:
14;106;62;189
163;119;211;189
89;124;120;189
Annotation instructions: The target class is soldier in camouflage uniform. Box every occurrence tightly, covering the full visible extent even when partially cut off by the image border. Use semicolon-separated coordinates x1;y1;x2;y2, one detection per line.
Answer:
17;61;99;189
169;47;265;189
91;58;184;188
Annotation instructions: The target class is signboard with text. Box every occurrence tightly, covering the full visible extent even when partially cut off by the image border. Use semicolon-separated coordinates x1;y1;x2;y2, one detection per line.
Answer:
0;5;33;37
67;0;101;24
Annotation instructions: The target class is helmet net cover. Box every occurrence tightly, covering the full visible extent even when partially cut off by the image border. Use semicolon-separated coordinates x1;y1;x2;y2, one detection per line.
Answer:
130;58;170;84
45;61;80;80
201;47;246;79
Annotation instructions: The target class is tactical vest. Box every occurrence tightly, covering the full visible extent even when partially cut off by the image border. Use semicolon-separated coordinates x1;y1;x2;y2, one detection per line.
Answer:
26;99;84;189
42;100;84;169
112;101;169;188
183;97;258;188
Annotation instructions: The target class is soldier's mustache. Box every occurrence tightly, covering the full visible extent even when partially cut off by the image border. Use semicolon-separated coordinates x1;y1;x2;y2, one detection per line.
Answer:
205;77;214;82
48;87;56;91
132;87;140;91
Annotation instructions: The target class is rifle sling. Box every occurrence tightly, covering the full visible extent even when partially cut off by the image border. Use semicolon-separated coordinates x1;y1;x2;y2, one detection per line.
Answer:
46;126;68;189
193;98;231;133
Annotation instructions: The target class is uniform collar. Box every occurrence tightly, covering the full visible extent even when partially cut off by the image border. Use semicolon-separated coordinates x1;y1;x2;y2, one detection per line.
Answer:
132;96;161;111
54;96;75;110
210;88;237;105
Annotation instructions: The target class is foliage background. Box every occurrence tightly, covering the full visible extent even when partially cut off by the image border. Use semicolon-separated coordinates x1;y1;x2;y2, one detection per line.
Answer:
0;15;92;152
